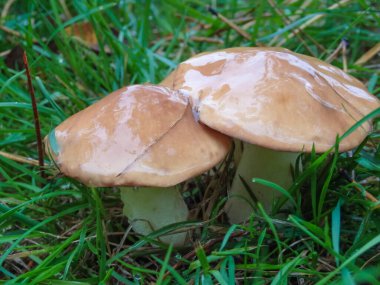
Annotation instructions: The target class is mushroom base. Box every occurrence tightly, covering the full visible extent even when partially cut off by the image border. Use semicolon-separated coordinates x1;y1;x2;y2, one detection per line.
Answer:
120;186;189;246
225;143;298;224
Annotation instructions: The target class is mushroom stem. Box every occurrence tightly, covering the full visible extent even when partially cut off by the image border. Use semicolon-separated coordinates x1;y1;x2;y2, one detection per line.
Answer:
120;186;189;246
225;143;298;224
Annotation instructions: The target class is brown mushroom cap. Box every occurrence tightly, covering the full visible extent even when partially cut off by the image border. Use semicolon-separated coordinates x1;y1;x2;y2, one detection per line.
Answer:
45;84;231;187
162;47;380;152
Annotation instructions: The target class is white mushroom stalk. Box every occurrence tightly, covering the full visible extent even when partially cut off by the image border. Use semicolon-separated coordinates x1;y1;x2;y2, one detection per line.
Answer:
225;143;299;223
120;186;188;246
45;84;231;246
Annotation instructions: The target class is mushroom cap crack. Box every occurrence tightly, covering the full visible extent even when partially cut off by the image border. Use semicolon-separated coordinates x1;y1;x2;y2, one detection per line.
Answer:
45;84;231;187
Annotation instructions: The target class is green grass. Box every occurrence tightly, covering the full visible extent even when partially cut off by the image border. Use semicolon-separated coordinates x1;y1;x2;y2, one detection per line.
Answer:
1;0;380;284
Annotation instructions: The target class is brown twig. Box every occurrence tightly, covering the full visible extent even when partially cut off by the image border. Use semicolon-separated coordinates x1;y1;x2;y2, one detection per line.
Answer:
0;150;39;166
0;25;22;37
0;25;39;44
208;6;251;40
275;0;352;47
59;0;72;19
1;0;17;22
342;39;348;72
352;181;379;207
266;0;320;56
0;49;11;57
325;41;344;63
341;169;380;209
355;42;380;66
23;51;45;179
157;35;223;45
190;36;224;44
361;251;380;269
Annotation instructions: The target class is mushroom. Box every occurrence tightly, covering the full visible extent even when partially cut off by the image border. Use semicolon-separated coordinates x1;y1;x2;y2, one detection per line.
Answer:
161;47;380;223
45;84;231;245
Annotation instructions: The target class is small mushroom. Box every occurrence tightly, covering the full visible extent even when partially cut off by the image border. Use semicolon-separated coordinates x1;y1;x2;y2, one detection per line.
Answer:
161;47;380;223
45;84;231;245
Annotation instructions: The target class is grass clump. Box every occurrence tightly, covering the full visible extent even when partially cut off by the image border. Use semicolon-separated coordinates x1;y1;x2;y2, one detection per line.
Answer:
0;0;379;284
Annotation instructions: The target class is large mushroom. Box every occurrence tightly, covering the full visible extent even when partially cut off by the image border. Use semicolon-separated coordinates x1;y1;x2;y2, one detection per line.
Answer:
161;47;380;223
45;84;231;245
